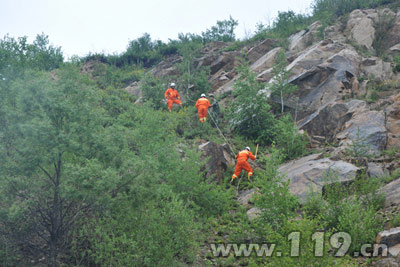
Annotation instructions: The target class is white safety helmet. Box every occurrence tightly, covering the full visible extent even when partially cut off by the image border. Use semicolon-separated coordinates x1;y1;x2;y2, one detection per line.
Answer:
201;93;206;97
170;82;176;88
245;146;251;151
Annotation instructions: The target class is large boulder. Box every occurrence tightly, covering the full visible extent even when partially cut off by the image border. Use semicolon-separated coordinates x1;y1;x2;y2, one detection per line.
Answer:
374;257;400;267
376;227;400;257
389;43;400;56
246;39;279;64
368;162;386;178
250;47;283;73
345;8;400;53
288;46;362;120
288;21;321;54
386;93;400;149
336;108;387;155
297;99;388;153
196;42;240;91
198;141;235;183
345;9;376;51
213;42;280;95
298;101;352;140
286;39;346;77
377;227;400;249
151;54;182;77
214;77;237;97
324;22;347;43
207;52;238;76
278;153;359;201
361;57;393;82
380;178;400;208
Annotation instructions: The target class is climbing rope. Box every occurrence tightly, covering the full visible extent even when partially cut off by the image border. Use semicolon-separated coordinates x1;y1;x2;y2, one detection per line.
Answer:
179;88;237;156
209;112;237;158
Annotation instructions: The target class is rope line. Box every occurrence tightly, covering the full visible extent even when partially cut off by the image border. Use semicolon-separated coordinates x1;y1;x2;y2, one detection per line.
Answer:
209;112;237;158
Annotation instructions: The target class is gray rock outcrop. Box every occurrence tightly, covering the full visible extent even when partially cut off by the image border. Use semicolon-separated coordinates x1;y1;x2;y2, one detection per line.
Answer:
278;153;359;201
198;141;235;183
380;178;400;208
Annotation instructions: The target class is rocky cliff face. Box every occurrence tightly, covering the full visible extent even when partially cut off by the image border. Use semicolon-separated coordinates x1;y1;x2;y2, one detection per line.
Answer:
149;6;400;258
149;7;400;197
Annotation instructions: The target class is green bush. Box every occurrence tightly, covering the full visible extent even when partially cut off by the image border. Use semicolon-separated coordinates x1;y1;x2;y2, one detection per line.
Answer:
254;147;299;232
373;11;395;56
303;190;326;219
0;34;63;74
344;127;373;158
201;16;238;43
140;73;169;109
273;115;308;161
229;62;277;145
337;197;383;253
268;50;298;114
252;11;311;41
393;56;400;73
303;170;385;254
175;37;211;101
75;195;199;267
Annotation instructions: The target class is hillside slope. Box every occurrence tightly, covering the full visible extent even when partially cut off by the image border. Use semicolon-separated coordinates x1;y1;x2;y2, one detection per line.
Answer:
138;6;400;266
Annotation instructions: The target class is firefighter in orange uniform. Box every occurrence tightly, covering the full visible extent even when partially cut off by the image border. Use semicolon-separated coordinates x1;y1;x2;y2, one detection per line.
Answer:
231;147;256;182
195;93;211;123
164;82;182;111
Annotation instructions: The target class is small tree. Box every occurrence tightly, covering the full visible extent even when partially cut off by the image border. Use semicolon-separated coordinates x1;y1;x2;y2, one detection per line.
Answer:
176;34;211;101
0;66;123;266
255;146;299;231
274;115;308;160
201;16;238;43
269;50;297;113
229;61;276;145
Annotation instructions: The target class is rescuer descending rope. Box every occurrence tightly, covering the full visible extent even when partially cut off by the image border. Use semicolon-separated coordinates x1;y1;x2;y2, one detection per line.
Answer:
195;93;211;123
231;146;257;183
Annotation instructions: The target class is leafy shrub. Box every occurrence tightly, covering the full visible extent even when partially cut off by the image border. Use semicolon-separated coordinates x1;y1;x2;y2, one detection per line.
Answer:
254;147;299;232
229;62;277;145
373;11;395;56
337;197;383;253
0;34;63;73
303;190;326;219
344;127;373;158
253;11;311;41
393;56;400;73
175;39;211;100
201;16;239;43
140;73;169;109
76;196;199;267
268;50;298;114
271;11;312;38
273;115;308;161
304;170;385;254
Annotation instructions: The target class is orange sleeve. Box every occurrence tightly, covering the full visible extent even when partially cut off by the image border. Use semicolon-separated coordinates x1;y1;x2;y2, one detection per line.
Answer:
165;89;170;99
195;99;199;108
206;100;211;108
249;152;256;160
235;153;239;160
175;90;180;99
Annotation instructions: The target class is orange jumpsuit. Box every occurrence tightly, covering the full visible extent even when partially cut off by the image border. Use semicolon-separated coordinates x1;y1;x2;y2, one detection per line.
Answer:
195;97;211;123
164;88;182;111
232;150;256;180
